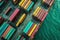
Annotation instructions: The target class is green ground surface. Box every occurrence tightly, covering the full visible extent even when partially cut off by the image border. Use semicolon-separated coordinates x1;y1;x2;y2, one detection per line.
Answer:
34;0;60;40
